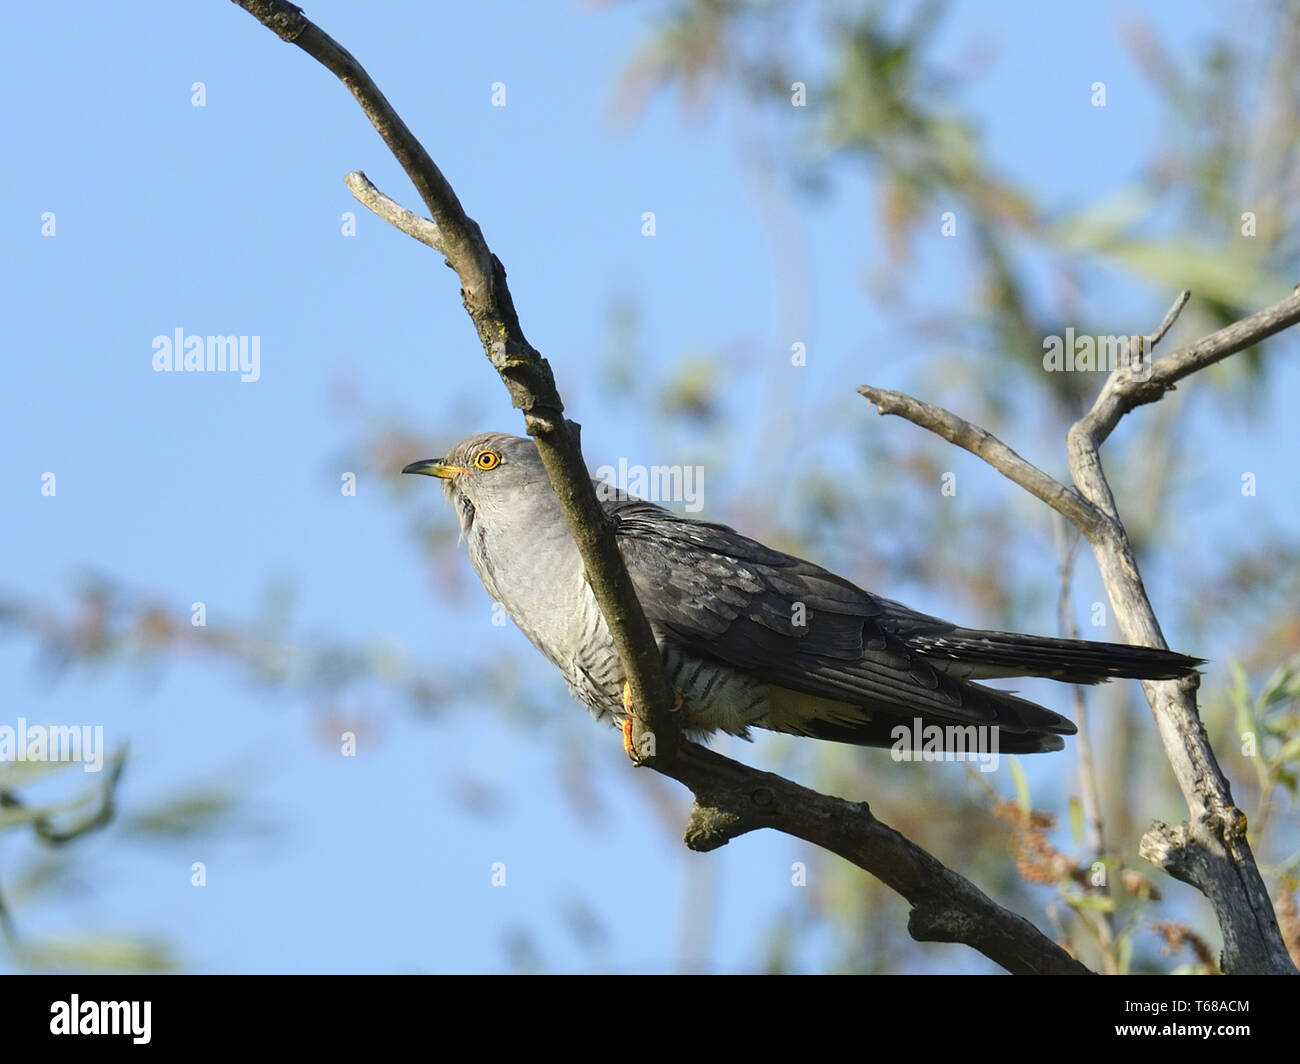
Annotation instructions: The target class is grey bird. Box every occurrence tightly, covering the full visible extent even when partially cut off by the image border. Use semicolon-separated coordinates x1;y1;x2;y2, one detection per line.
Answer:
404;432;1202;756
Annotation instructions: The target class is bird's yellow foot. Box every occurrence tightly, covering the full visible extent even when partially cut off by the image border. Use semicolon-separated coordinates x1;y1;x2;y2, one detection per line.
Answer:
621;682;685;762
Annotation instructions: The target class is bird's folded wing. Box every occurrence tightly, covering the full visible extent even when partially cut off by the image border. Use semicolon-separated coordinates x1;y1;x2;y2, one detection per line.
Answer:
608;497;1013;726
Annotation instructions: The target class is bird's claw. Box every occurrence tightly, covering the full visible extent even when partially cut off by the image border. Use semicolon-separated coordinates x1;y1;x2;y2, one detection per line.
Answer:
621;715;638;761
620;681;684;763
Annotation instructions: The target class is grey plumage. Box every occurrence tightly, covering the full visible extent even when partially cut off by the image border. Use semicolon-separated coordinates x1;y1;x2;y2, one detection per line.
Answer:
404;432;1202;755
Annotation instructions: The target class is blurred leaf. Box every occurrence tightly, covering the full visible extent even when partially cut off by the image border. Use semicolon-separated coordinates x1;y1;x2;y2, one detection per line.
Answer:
1067;795;1083;849
1274;734;1300;768
15;935;176;973
1008;757;1031;817
1064;892;1117;913
125;789;247;840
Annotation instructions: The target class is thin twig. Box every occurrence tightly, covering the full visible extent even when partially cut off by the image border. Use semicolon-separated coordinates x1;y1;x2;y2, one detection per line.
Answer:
1148;289;1192;349
344;172;444;251
857;386;1105;535
1053;515;1117;973
1052;517;1106;860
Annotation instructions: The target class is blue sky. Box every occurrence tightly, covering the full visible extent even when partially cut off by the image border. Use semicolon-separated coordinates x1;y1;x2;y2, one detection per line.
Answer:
1;1;1295;973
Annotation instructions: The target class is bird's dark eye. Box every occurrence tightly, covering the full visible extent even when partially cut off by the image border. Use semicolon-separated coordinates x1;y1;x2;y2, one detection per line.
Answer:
474;450;502;471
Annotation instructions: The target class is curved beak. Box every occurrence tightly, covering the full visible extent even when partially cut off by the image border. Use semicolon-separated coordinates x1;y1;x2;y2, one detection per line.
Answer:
401;459;468;479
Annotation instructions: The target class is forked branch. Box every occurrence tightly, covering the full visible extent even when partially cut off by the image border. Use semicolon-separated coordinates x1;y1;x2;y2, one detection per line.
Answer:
861;290;1300;974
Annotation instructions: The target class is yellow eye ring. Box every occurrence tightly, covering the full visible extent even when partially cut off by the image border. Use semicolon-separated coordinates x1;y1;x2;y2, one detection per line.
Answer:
474;450;502;471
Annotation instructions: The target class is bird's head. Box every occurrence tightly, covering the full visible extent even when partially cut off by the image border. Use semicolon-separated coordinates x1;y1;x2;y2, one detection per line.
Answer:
402;432;553;533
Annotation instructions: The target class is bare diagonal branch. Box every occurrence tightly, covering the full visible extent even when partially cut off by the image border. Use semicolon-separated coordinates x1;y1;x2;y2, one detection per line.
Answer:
344;171;444;251
857;386;1105;535
232;0;679;756
661;744;1091;974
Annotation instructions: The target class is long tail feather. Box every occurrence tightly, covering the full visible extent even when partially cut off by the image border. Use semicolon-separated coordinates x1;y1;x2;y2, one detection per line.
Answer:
908;629;1204;684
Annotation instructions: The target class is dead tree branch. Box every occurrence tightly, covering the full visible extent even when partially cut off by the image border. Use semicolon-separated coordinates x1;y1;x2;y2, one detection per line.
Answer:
861;289;1300;974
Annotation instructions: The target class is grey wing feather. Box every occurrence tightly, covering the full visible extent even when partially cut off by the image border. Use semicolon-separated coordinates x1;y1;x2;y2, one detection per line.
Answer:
606;495;1043;731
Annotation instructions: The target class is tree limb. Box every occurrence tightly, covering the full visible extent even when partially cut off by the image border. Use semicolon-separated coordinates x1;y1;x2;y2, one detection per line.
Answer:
231;0;679;758
1078;287;1300;446
856;386;1105;535
1064;292;1299;975
861;290;1300;974
230;0;1093;974
660;742;1090;973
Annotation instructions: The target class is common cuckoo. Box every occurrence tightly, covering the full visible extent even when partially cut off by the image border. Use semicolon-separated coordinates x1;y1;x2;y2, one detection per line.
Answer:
404;433;1201;756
